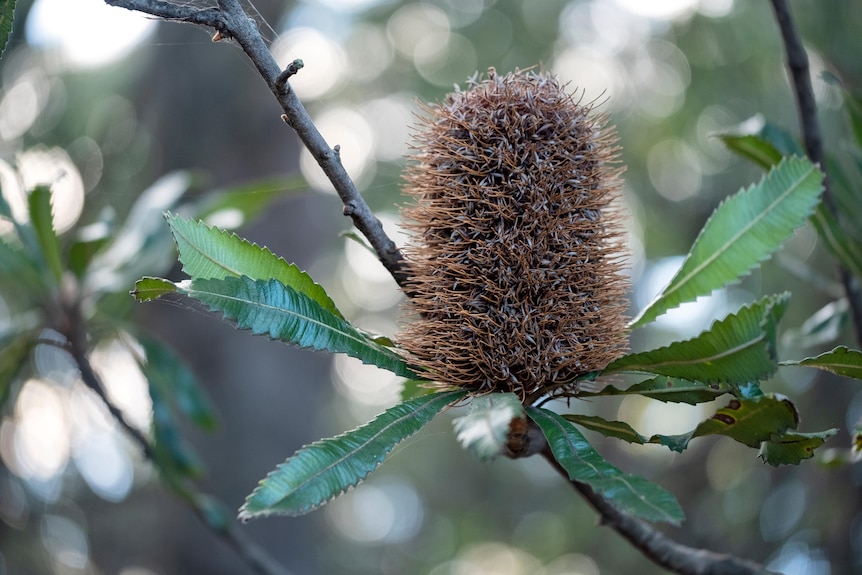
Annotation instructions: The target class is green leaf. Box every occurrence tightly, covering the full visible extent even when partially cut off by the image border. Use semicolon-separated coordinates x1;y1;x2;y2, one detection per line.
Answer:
166;213;343;318
138;334;217;431
563;414;648;445
239;389;467;519
608;294;788;385
759;429;837;466
526;407;684;525
0;331;35;402
782;299;848;348
194;176;307;230
631;157;823;327
0;236;43;291
131;277;178;302
781;346;862;381
149;382;205;479
0;0;15;62
28;186;63;283
179;276;414;378
683;394;798;449
579;376;727;405
400;378;436;401
453;393;524;461
719;134;783;169
810;205;862;280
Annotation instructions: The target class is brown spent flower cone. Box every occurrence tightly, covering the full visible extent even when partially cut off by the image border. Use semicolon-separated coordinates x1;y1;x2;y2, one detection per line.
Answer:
399;68;629;402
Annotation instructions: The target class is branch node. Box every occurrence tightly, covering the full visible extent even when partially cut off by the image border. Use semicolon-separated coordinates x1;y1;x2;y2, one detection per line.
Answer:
333;144;342;163
211;20;231;43
343;200;357;216
276;59;305;91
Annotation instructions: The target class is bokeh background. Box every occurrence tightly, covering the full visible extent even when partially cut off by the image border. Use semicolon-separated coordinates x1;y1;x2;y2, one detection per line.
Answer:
1;0;862;574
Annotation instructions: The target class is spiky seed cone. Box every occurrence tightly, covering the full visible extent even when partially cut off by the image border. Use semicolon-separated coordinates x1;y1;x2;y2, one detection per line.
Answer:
398;69;629;402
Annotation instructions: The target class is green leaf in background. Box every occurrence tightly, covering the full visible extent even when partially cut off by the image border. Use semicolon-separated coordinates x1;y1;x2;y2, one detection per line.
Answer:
718;134;784;169
239;389;467;519
165;213;343;319
579;376;727;405
28;186;64;283
607;294;789;385
631;157;823;327
400;378;436;401
0;0;15;62
138;334;218;431
782;298;848;348
453;392;524;461
781;346;862;381
759;429;837;466
526;407;684;525
0;331;35;403
179;276;414;378
131;277;178;302
563;414;648;445
149;382;205;479
194;176;307;230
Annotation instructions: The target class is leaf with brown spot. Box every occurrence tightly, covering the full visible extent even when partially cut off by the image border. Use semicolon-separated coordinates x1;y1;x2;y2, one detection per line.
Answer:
759;430;837;466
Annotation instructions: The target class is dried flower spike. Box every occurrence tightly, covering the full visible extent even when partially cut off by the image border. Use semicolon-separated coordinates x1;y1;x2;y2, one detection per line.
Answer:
399;68;629;402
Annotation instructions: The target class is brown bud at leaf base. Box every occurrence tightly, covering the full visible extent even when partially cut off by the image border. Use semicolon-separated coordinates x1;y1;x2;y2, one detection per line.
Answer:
399;69;629;402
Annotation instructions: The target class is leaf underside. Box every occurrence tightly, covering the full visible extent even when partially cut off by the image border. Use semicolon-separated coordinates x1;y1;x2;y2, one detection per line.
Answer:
240;390;467;519
527;407;684;525
453;392;524;461
0;0;15;62
631;156;823;327
781;346;862;381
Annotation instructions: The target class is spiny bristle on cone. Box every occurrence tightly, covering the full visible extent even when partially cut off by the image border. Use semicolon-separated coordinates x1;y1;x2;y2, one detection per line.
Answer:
398;68;629;402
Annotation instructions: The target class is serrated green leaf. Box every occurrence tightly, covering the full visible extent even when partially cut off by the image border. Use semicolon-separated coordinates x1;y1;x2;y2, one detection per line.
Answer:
526;407;683;525
138;334;217;431
687;394;798;448
563;414;648;444
631;157;823;327
239;389;467;519
179;276;414;377
579;376;727;405
0;0;16;62
28;186;63;283
759;429;837;466
194;176;307;229
781;346;862;380
608;294;788;384
453;392;524;461
166;213;343;319
131;277;177;302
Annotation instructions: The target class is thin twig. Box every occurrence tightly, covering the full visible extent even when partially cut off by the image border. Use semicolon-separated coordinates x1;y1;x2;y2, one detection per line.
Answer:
105;0;410;289
770;0;862;346
60;303;291;575
540;448;777;575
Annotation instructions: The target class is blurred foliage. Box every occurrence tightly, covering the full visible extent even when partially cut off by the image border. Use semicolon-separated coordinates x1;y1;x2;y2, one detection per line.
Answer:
1;1;862;575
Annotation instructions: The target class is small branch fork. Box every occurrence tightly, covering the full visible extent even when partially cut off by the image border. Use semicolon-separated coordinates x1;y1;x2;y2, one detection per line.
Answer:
770;0;862;346
100;1;781;574
104;0;409;289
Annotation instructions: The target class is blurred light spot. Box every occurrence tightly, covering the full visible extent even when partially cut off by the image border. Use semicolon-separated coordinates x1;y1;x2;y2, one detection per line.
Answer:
0;476;29;529
552;47;624;106
613;0;699;21
647;139;702;201
0;70;49;141
694;105;736;175
617;395;711;437
9;380;71;482
73;431;133;503
311;0;387;13
437;0;485;28
545;553;600;575
34;330;78;387
67;136;104;193
415;33;477;88
272;28;346;101
760;479;807;542
387;4;450;60
326;478;423;544
40;514;89;569
706;439;752;491
561;2;650;54
431;542;542;575
300;107;375;193
722;467;768;524
699;0;735;18
345;24;394;83
635;257;727;339
88;96;138;155
10;146;86;234
332;354;402;408
205;208;244;230
90;337;152;433
27;0;156;69
767;540;830;575
363;96;414;161
512;511;567;558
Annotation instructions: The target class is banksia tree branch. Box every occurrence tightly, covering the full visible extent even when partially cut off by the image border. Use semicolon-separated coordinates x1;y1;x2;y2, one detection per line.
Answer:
770;0;862;346
104;0;409;288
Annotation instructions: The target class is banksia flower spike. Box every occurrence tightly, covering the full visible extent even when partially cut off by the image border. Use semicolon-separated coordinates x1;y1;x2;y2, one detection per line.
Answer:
399;68;629;403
